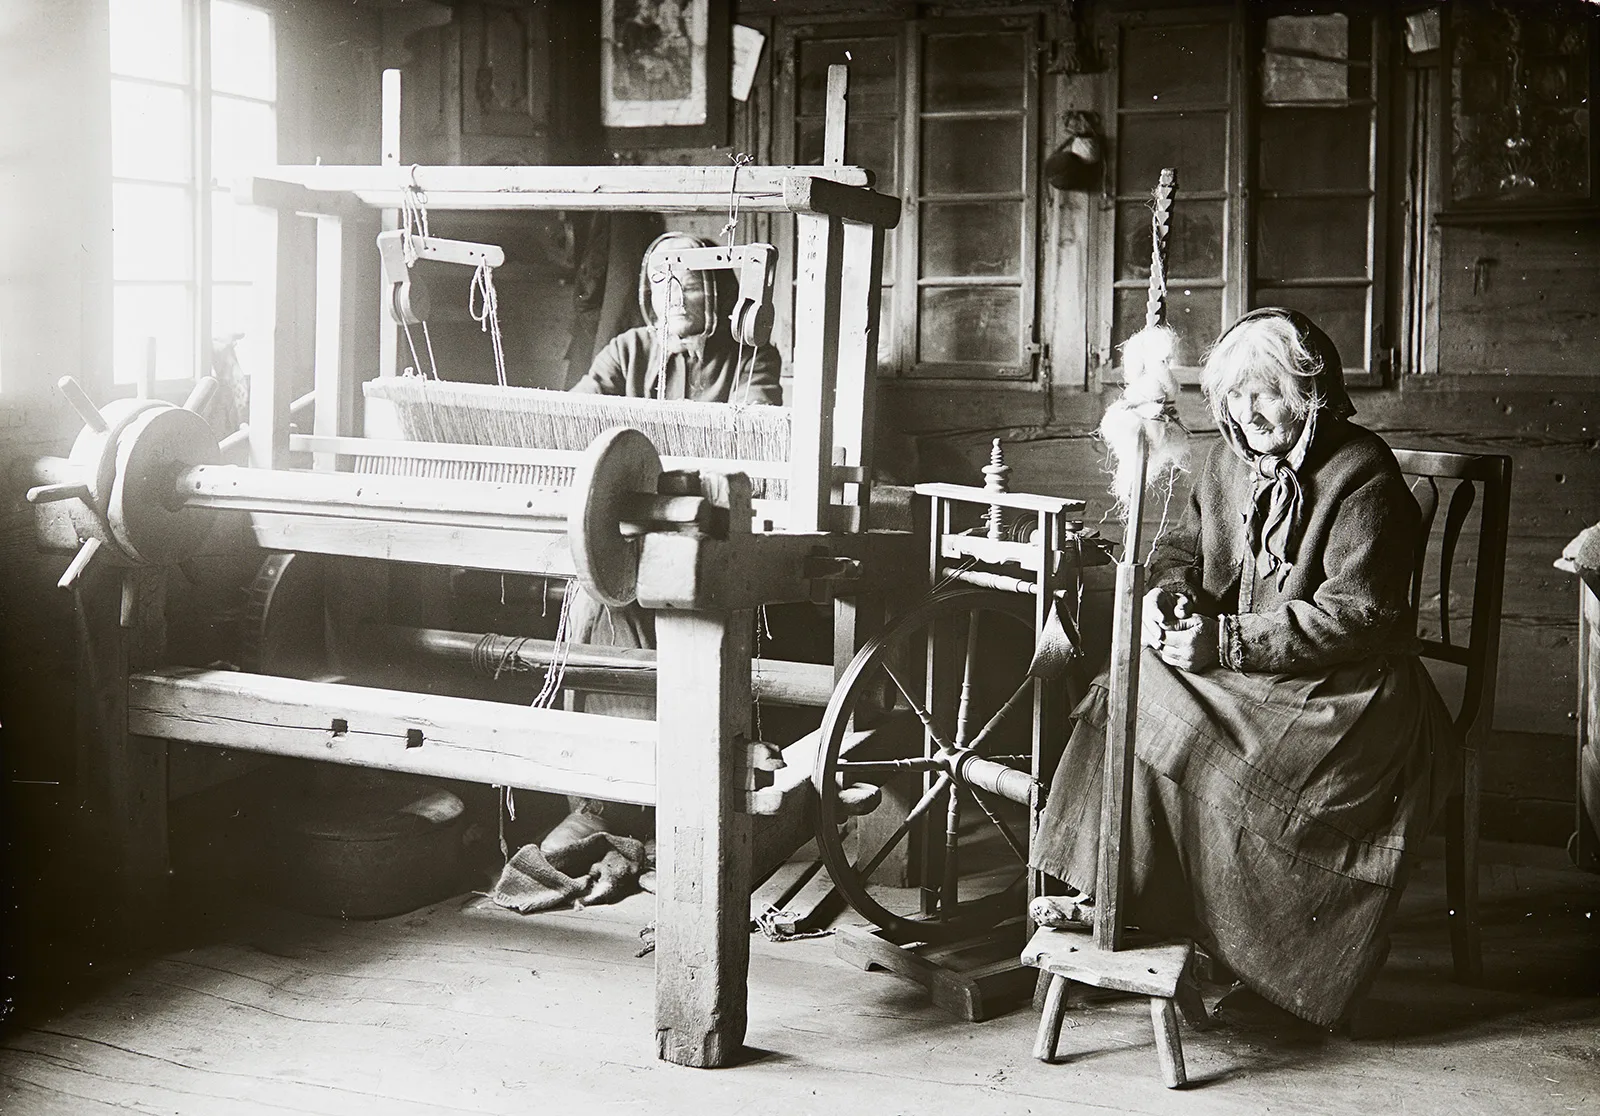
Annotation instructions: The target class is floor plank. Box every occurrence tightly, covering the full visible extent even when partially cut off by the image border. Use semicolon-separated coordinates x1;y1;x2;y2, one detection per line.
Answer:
2;854;1596;1116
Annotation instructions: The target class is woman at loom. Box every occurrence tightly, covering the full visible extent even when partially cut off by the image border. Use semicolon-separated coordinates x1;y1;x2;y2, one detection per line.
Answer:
569;231;783;404
1030;308;1458;1029
546;232;782;857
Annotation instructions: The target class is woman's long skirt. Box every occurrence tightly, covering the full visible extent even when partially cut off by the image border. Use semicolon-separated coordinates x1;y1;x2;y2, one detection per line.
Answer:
1032;648;1458;1027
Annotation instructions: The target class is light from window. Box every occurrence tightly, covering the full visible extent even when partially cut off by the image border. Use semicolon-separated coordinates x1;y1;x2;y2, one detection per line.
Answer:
110;0;276;388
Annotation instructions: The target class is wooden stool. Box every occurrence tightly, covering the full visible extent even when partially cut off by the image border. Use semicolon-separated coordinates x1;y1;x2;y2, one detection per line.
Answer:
1023;928;1205;1088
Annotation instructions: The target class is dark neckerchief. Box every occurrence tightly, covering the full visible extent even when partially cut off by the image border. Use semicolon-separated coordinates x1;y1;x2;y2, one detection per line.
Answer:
1226;405;1318;590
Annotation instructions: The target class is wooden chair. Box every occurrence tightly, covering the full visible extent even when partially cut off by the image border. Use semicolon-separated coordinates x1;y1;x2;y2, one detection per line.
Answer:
1389;448;1513;983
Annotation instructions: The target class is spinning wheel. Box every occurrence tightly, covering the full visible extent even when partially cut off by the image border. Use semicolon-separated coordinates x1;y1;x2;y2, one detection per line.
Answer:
814;586;1048;945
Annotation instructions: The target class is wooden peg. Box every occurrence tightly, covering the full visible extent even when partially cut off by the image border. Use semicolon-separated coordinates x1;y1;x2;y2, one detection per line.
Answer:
26;482;91;506
58;376;107;434
58;537;102;591
182;376;220;415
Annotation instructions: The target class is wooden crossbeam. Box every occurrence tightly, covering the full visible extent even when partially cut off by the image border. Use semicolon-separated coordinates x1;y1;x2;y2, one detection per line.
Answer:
129;668;659;804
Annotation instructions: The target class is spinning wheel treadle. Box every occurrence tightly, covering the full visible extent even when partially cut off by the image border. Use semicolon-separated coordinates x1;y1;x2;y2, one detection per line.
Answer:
814;587;1042;946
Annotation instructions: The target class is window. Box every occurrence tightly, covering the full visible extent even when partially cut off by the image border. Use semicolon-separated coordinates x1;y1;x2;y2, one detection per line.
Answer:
1100;5;1390;382
110;0;277;388
777;16;1042;382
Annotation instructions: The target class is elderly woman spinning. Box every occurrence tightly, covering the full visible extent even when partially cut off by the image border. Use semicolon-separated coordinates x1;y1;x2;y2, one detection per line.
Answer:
1032;308;1457;1028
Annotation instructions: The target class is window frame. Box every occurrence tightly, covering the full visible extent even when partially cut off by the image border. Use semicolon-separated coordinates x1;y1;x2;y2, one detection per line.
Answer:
773;12;1047;386
109;0;278;392
1091;2;1393;389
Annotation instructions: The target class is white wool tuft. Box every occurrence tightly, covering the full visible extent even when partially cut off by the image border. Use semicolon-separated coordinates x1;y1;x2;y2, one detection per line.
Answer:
1099;324;1190;511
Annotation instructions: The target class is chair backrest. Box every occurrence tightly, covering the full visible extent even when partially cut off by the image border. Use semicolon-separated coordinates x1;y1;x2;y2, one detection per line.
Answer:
1388;448;1513;747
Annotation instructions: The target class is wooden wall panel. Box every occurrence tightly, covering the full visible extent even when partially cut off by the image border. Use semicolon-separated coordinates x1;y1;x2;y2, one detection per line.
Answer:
1437;223;1600;378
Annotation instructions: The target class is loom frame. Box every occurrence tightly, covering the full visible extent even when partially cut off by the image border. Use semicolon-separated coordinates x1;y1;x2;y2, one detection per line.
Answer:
33;66;906;1069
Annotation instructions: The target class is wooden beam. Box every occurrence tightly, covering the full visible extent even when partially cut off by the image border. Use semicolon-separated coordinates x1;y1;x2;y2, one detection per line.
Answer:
129;668;659;804
240;512;575;576
180;464;573;529
653;607;754;1068
636;527;920;611
782;175;902;229
241;164;877;215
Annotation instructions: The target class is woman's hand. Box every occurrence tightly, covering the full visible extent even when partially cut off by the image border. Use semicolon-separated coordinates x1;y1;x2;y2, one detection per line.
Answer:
1141;587;1192;650
1155;614;1219;673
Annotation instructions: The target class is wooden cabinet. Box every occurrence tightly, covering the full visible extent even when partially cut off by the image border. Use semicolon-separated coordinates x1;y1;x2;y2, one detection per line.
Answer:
403;0;599;166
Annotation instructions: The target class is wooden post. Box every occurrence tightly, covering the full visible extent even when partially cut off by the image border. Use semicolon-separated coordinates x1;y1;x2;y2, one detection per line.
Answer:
1095;440;1147;954
313;213;346;472
832;219;884;531
256;208;301;469
788;212;844;533
823;65;847;167
75;566;170;948
653;606;754;1067
378;68;402;381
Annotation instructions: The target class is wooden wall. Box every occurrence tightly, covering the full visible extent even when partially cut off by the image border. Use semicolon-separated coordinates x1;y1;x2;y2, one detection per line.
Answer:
724;0;1599;845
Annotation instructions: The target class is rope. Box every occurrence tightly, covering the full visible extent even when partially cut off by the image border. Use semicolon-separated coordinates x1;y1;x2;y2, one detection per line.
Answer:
531;579;577;709
470;260;509;388
721;152;754;245
720;152;761;403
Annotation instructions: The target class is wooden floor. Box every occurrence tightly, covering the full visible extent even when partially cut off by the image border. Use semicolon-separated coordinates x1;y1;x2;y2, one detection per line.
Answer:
2;844;1596;1116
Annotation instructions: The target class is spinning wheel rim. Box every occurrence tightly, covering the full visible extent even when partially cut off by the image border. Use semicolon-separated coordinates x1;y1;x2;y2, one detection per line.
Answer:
814;587;1040;944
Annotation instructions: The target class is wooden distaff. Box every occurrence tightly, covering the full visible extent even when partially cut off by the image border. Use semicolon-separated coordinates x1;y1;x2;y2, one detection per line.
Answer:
1095;167;1175;952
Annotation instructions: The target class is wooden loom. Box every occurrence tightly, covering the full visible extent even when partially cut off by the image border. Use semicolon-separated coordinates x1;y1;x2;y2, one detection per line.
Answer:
25;67;906;1069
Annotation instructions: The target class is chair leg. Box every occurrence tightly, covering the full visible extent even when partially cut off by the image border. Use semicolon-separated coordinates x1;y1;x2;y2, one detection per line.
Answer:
1032;974;1069;1062
1149;996;1187;1089
1444;747;1483;983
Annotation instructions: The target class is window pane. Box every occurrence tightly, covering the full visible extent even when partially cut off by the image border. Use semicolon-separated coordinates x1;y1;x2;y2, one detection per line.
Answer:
917;286;1020;366
922;117;1021;194
211;95;277;184
1262;14;1352;104
797;117;899;193
1256;288;1368;370
1256;197;1370;280
111;0;186;82
923;32;1024;111
1259;107;1372;192
1116;112;1227;194
113;284;194;384
113;183;194;281
212;1;275;99
1116;200;1224;281
921;202;1020;279
1121;22;1230;104
212;189;275;283
1113;286;1222;369
798;36;898;115
111;80;191;182
877;291;894;372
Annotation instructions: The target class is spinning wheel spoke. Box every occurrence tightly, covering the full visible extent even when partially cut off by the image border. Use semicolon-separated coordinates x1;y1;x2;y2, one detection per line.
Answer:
965;676;1035;756
858;772;954;882
814;587;1046;944
836;757;943;775
967;786;1030;863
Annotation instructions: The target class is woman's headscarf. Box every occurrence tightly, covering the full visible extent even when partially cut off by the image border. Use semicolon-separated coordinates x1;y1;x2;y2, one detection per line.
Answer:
1211;307;1353;587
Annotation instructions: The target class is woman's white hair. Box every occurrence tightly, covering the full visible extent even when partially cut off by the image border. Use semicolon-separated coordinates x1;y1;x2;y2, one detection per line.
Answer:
1200;313;1323;423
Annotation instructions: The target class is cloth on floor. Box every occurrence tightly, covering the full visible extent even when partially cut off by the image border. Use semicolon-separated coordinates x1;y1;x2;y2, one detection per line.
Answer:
488;826;653;914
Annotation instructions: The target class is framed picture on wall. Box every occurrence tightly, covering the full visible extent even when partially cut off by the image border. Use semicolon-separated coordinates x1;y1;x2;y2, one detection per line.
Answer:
1443;0;1599;220
601;0;729;149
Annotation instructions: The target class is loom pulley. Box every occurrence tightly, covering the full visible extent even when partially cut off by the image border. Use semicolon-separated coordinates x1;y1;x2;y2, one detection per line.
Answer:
376;229;506;327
